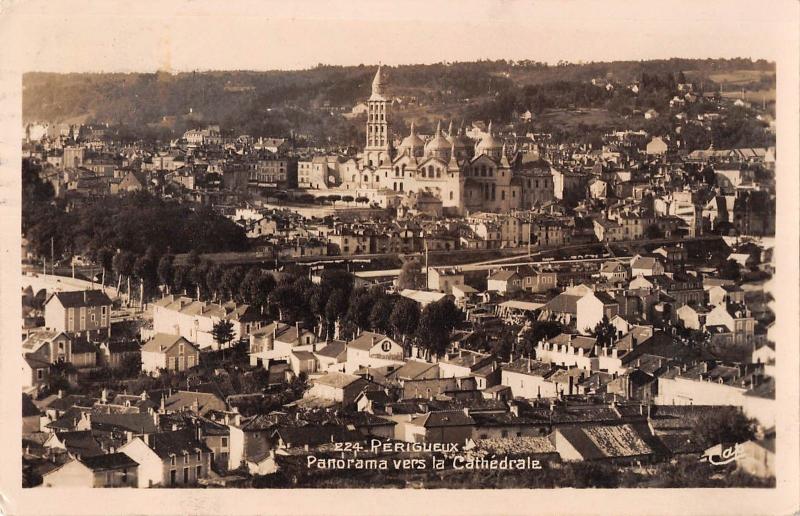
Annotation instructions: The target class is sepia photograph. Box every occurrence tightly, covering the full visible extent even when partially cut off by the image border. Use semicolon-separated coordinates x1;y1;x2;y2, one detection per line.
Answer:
0;1;798;514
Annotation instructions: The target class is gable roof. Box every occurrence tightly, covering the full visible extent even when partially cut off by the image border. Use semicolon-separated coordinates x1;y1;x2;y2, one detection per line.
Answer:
48;290;112;308
141;333;196;354
348;331;393;351
149;428;210;459
314;340;347;359
80;452;139;471
557;424;655;460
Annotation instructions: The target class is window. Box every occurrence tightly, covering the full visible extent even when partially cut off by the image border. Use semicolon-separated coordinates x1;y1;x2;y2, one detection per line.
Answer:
170;456;176;466
183;467;189;484
106;471;112;486
197;452;201;462
170;469;176;485
221;437;228;447
196;465;202;479
90;313;96;323
184;453;189;464
37;369;44;380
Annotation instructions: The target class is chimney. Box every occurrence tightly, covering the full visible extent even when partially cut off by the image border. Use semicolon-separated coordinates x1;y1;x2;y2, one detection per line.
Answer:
101;388;108;403
152;411;159;426
568;375;574;396
83;290;87;304
509;403;519;417
58;389;64;399
296;322;301;345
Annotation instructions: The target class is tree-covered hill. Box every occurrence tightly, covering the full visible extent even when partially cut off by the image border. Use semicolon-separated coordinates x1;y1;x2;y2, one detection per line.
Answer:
23;58;774;144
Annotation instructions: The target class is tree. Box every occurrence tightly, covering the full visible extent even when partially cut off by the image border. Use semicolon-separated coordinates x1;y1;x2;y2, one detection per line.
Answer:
415;298;463;359
719;259;741;281
369;296;394;334
324;289;349;339
157;254;174;292
389;297;420;346
269;284;300;322
344;289;375;337
211;319;236;359
397;259;422;290
592;315;616;347
692;407;755;448
644;224;665;239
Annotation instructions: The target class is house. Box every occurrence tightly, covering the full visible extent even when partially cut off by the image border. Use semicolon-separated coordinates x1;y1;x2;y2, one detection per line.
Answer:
305;372;373;406
487;270;522;294
705;302;755;347
630;255;665;277
289;350;318;376
344;332;404;374
518;267;558;293
646;137;668;156
152;295;266;350
313;340;348;372
272;425;364;450
427;267;465;295
438;349;493;380
22;354;50;392
576;291;619;335
41;452;139;488
404;410;475;444
161;390;227;417
118;428;212;487
599;261;629;284
501;358;558;399
248;321;318;366
707;284;745;306
141;334;200;374
44;290;112;340
676;304;709;330
552;424;659;463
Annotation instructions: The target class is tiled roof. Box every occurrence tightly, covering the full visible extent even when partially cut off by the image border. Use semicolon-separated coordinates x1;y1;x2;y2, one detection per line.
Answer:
49;290;112;308
150;428;210;459
80;452;139;471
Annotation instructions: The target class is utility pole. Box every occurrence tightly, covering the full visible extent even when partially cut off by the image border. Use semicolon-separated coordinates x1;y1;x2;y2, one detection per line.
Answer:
50;237;54;275
424;239;429;287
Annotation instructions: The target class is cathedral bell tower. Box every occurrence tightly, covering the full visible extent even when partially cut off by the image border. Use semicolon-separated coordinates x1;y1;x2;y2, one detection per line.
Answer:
365;65;391;168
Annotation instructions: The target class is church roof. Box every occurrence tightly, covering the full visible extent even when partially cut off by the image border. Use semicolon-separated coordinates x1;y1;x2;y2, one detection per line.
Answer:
370;65;388;101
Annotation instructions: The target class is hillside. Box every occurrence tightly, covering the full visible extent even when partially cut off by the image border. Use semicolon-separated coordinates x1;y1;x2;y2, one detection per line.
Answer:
23;58;774;143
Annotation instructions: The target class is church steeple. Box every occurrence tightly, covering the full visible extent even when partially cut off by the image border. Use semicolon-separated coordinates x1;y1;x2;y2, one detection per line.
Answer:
365;64;390;166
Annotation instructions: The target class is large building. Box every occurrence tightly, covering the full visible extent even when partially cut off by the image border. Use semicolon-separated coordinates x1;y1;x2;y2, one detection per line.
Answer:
305;66;540;215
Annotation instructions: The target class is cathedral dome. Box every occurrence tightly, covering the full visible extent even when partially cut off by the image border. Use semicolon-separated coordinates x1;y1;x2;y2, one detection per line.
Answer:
399;122;424;153
476;121;502;155
425;121;451;155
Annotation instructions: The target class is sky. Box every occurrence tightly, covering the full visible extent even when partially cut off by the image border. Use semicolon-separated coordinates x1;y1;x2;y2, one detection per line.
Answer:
0;0;795;73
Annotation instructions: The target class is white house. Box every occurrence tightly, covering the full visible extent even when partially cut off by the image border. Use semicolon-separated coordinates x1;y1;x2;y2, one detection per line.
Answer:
344;332;405;374
500;358;558;399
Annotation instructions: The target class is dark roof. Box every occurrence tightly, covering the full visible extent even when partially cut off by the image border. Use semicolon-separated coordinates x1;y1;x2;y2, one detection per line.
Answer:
273;425;364;447
71;339;98;355
314;340;347;358
54;430;105;457
621;332;703;365
47;394;97;412
150;428;210;459
107;340;141;353
80;452;139;471
90;411;159;434
49;290;112;308
22;394;41;417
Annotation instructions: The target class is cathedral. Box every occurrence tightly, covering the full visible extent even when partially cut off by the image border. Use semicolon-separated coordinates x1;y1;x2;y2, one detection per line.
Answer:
343;66;524;215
